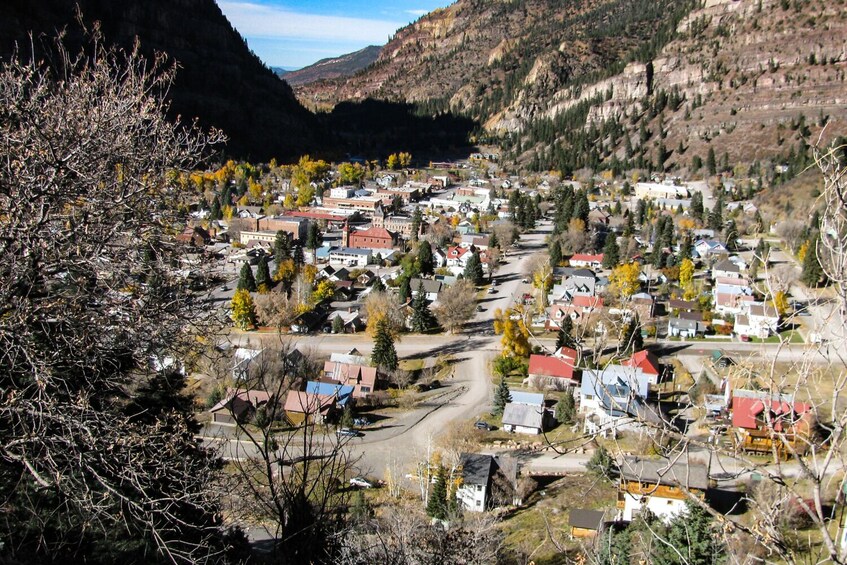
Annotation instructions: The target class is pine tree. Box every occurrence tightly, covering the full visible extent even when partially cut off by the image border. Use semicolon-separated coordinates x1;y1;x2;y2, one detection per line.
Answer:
237;262;257;292
274;230;290;262
549;240;563;268
398;276;411;303
371;318;398;371
464;250;484;285
306;222;322;263
493;376;512;416
586;445;614;479
293;244;304;265
332;314;344;334
654;501;722;565
602;235;620;269
426;466;449;520
555;317;575;350
801;234;826;287
255;255;271;291
209;195;222;221
371;276;385;293
417;241;434;276
555;389;576;425
706;146;717;175
410;206;422;242
489;229;499;250
410;282;434;333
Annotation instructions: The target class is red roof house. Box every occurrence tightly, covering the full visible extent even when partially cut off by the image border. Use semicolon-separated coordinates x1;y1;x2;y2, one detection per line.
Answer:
569;254;604;269
730;392;815;458
623;350;661;376
528;354;579;390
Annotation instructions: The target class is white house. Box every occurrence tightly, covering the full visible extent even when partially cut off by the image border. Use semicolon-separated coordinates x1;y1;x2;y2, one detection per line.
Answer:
502;391;546;434
618;457;709;522
456;453;495;512
328;247;372;267
711;258;742;280
734;302;780;339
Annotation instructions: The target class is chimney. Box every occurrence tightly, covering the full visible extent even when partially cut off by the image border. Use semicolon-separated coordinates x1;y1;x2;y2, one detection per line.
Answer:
342;221;349;248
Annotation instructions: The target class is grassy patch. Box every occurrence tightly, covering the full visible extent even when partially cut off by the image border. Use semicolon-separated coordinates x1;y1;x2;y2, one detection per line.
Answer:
500;474;617;562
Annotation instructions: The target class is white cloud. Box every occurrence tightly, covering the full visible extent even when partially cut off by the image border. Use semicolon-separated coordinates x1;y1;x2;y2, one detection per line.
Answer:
405;9;429;16
218;1;404;43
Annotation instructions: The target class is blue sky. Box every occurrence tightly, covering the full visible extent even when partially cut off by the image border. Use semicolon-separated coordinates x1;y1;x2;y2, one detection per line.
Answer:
217;0;451;69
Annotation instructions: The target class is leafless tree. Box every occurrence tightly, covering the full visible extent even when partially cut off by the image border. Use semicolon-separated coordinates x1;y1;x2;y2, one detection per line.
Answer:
363;290;407;336
255;290;300;330
0;30;232;562
222;338;357;564
432;280;477;333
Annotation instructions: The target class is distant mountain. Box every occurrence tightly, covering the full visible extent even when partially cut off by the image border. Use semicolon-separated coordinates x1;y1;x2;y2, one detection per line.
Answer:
297;0;847;173
271;67;290;77
283;46;381;87
0;0;320;161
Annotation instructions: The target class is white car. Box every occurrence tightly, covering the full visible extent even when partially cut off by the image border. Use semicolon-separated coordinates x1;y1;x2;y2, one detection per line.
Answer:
349;476;375;488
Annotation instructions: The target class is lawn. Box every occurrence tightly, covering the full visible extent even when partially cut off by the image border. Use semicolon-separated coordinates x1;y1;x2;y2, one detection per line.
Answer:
499;473;617;563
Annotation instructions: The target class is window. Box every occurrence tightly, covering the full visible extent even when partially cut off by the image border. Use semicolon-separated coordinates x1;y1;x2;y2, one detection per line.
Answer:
476;500;482;507
360;386;371;393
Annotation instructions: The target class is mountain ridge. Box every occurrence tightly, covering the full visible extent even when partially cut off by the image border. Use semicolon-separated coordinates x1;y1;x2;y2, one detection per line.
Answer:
282;45;381;87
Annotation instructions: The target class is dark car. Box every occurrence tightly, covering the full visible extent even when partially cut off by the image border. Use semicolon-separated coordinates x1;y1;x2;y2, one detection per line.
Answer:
336;428;361;438
474;421;492;431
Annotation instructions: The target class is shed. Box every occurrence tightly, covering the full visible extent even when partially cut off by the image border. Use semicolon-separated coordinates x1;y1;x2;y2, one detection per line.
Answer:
569;509;606;537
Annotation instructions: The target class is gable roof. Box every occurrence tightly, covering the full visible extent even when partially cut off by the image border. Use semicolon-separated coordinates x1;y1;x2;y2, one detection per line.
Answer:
283;390;336;414
351;226;393;239
731;393;811;432
572;295;604;309
569;509;606;530
305;381;354;406
619;457;709;491
570;253;604;264
502;402;544;429
713;258;741;273
323;361;377;388
509;391;545;406
623;350;660;375
460;453;495;486
528;354;576;380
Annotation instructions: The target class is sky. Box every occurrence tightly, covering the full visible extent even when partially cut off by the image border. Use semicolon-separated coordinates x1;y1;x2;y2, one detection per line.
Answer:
217;0;451;70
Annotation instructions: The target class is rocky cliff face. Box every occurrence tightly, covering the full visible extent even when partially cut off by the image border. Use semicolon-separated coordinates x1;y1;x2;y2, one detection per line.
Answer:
0;0;319;161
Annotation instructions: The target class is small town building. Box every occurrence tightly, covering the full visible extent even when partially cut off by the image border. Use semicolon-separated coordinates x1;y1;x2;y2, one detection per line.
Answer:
617;457;708;522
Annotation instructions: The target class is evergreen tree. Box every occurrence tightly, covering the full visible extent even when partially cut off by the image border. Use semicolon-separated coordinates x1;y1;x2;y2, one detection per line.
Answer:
255;255;271;291
654;501;722;565
492;376;512;416
801;234;826;287
464;250;485;285
586;445;615;479
410;282;434;333
706;146;717;175
417;241;434;276
398;275;412;303
410;206;422;242
596;525;632;565
690;191;704;219
426;466;449;520
332;314;344;334
555;317;575;350
549;240;563;268
371;318;398;371
723;220;739;251
602;235;620;269
293;244;304;265
489;229;499;250
306;222;322;263
555;389;576;425
210;195;222;221
679;232;693;260
371;276;385;293
274;230;291;262
621;316;644;354
237;262;257;292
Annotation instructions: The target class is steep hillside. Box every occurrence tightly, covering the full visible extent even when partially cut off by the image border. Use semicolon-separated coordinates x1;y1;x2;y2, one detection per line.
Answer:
295;0;693;116
283;46;381;87
0;0;319;161
299;0;847;175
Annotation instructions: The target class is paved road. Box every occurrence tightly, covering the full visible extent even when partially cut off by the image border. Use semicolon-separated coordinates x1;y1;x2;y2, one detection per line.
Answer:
211;222;554;476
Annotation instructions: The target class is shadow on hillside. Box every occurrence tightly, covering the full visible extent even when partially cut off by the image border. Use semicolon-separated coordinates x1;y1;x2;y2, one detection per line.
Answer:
323;98;479;160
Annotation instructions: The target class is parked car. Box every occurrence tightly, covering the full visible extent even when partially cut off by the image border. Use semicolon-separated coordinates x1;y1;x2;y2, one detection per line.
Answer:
474;421;492;431
349;476;375;488
336;428;361;438
477;305;485;312
487;287;497;294
521;278;529;283
353;416;371;427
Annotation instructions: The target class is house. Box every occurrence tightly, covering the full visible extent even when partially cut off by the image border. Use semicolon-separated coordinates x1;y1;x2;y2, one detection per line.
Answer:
631;293;657;320
712;258;743;280
667;316;708;338
323;361;378;398
176;225;211;247
580;366;661;434
446;245;471;267
283;390;337;425
713;281;754;315
527;353;579;390
502;391;547;434
569;254;604;270
305;381;355;406
209;389;274;425
569;509;606;538
330;349;369;366
667;298;699;313
730;389;814;458
327;310;364;333
617;457;708;522
461;233;490;250
580;364;655;410
455;220;475;235
571;295;604;315
432;247;448;268
622;350;661;377
409;278;443;302
456;453;495;512
734;302;780;339
693;239;728;259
